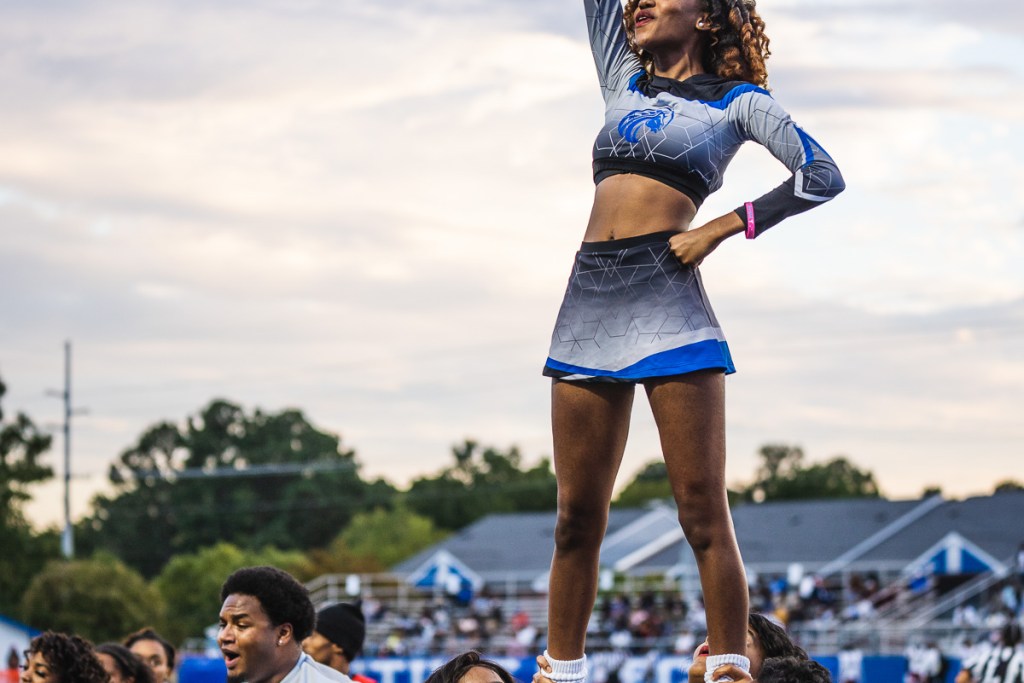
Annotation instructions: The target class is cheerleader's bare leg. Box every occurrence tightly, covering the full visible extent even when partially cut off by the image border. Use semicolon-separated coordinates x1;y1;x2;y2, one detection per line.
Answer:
545;379;635;675
645;370;749;670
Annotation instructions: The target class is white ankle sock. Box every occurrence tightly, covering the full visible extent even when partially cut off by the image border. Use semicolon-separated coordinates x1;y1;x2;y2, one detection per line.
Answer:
703;653;750;683
542;651;588;682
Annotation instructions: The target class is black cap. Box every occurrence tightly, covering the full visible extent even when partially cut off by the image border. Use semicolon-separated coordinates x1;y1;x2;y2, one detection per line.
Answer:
315;602;366;660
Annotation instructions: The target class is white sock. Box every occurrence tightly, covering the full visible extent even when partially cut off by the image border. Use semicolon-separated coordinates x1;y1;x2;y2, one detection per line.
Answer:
542;651;587;682
703;654;750;683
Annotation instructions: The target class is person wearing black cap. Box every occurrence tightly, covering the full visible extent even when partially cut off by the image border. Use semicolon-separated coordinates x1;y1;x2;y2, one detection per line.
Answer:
303;603;378;683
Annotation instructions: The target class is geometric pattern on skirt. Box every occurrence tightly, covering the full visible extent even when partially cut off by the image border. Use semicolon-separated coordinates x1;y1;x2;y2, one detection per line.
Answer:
543;231;735;382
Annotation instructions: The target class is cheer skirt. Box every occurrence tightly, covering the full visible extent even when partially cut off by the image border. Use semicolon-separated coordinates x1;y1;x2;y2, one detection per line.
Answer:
542;231;735;382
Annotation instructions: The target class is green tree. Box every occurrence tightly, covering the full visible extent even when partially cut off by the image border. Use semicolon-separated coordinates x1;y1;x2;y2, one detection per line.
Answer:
613;460;672;508
20;555;164;642
994;479;1024;494
0;375;61;617
305;505;449;573
153;542;306;644
406;440;557;530
79;399;397;577
743;444;880;502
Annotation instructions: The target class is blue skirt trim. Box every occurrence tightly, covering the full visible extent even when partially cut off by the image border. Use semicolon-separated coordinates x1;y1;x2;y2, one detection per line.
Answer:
542;231;735;383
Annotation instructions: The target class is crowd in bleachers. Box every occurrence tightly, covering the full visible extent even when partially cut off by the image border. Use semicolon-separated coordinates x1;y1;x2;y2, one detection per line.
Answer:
350;567;1024;661
353;589;705;659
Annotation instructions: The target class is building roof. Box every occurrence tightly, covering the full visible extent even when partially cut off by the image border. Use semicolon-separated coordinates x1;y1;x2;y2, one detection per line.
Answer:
858;492;1024;569
393;508;649;581
729;497;929;572
391;493;1024;587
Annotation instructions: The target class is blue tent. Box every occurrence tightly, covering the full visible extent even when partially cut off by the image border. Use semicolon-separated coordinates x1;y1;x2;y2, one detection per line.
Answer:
405;549;483;603
904;531;1003;588
0;613;41;664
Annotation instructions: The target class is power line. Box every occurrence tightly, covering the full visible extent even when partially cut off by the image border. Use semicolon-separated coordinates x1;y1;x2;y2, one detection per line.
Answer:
124;460;356;481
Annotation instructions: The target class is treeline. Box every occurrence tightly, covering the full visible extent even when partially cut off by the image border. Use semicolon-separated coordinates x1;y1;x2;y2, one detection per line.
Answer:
71;398;559;577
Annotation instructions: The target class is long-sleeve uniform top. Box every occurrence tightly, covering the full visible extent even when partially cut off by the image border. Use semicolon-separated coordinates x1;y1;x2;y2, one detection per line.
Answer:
585;0;845;236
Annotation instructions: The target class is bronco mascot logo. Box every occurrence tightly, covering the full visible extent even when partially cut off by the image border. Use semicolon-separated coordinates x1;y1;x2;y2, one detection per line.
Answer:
617;107;675;143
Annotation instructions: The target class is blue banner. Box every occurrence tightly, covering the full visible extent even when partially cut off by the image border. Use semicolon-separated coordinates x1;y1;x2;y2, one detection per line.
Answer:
178;654;963;683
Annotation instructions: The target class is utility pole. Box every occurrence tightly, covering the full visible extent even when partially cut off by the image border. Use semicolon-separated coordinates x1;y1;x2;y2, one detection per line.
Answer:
48;341;76;559
61;340;73;559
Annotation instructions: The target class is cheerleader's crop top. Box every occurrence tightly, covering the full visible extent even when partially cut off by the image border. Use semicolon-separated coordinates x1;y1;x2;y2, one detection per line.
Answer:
586;0;845;237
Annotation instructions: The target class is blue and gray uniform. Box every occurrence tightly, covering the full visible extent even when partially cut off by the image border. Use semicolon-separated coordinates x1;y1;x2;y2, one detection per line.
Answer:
543;0;845;382
585;0;845;235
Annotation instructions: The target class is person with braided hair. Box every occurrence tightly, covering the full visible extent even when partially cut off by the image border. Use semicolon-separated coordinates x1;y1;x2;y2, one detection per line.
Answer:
537;1;844;682
20;631;109;683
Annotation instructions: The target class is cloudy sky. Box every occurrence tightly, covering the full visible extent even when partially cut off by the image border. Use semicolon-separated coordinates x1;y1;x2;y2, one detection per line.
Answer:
2;0;1022;530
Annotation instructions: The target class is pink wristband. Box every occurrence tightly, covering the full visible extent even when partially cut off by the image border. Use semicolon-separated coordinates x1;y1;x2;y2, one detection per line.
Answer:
744;202;756;239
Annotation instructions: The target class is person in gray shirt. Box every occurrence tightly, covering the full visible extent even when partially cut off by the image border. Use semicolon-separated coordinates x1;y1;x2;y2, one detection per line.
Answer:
217;565;353;683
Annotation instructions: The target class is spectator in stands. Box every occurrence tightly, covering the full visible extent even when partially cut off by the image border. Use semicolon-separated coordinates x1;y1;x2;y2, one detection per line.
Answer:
688;613;807;683
124;628;176;683
20;631;108;683
836;642;862;683
509;609;538;658
675;630;697;658
954;605;983;628
218;565;352;683
95;643;155;683
758;657;832;683
426;651;515;683
923;641;946;683
906;640;944;683
304;602;377;683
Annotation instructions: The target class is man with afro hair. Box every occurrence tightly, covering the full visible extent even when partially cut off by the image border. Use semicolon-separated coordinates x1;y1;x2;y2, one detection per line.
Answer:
218;566;352;683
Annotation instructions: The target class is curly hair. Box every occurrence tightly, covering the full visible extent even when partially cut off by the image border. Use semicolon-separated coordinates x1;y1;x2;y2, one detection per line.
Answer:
623;0;771;87
123;628;176;672
749;612;808;661
97;642;156;683
424;651;517;683
220;566;316;641
28;631;109;683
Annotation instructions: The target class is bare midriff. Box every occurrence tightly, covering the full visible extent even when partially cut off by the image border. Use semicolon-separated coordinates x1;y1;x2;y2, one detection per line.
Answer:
584;173;698;242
